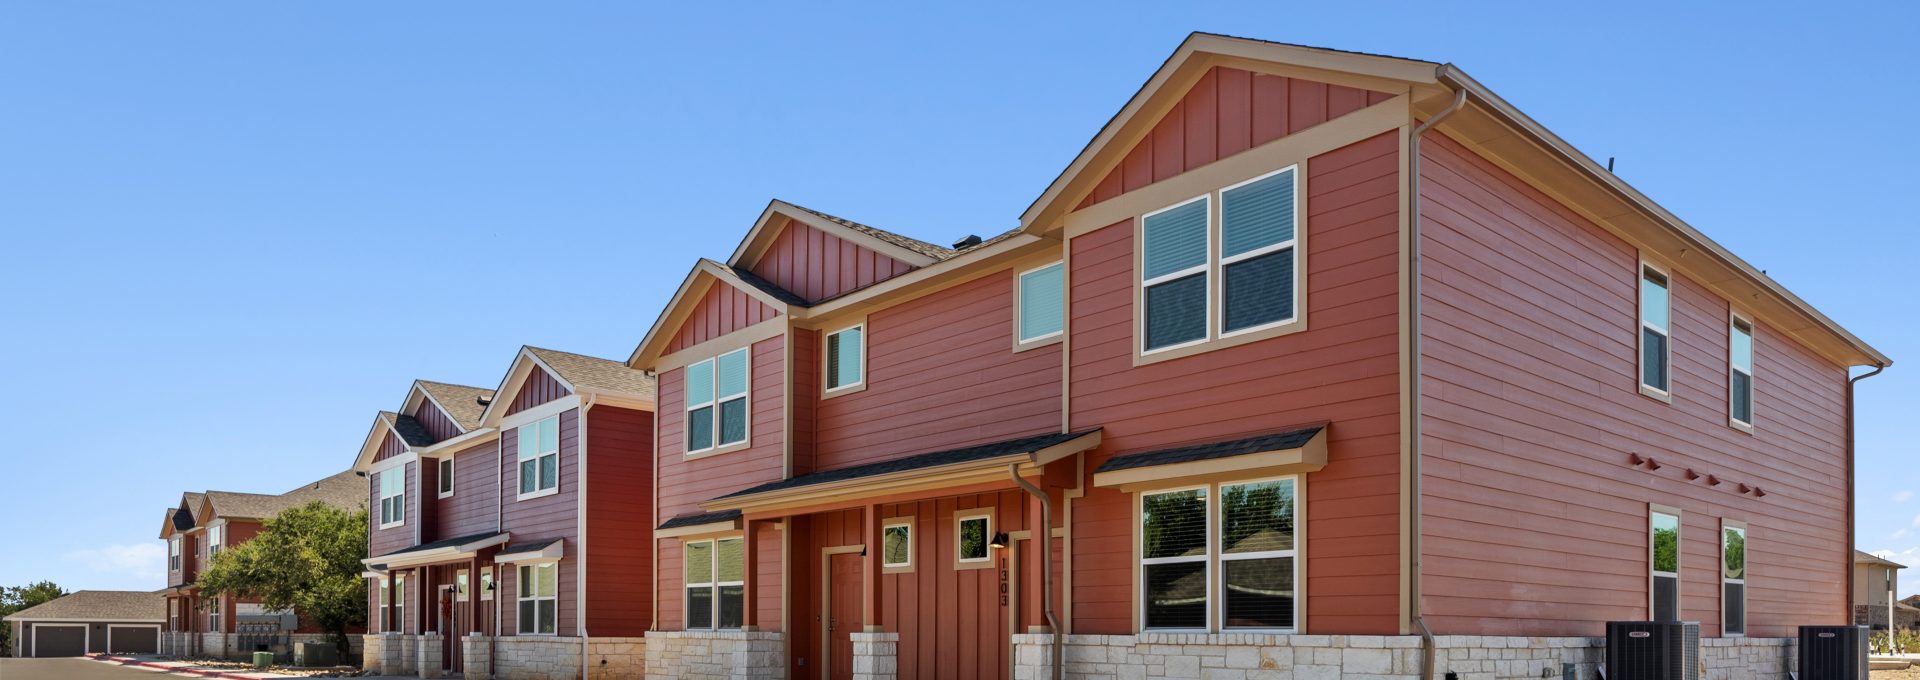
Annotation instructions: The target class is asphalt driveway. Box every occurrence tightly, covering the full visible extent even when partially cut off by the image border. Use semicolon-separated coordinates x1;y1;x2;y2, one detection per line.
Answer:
0;657;169;680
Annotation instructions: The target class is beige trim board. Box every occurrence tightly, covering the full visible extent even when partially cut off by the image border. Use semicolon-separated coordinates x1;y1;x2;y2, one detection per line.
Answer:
630;259;794;368
1093;428;1327;491
795;234;1052;326
732;200;941;271
655;520;743;540
654;318;787;374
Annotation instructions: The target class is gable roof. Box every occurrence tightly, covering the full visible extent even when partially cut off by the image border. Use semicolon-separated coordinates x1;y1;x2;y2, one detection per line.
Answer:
2;590;163;622
413;381;494;432
729;199;951;272
783;202;956;261
1857;550;1908;569
386;411;435;447
200;470;365;522
479;345;657;426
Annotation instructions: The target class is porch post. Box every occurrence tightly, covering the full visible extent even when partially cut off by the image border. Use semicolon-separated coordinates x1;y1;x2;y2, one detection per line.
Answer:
468;557;482;633
1023;490;1048;632
742;518;760;630
385;576;396;632
863;503;883;631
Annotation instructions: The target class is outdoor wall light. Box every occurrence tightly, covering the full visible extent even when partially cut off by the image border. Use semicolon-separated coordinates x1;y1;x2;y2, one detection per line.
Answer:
989;532;1009;549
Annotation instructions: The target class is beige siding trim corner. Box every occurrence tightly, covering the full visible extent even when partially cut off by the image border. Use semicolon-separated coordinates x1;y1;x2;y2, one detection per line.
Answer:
1394;119;1415;636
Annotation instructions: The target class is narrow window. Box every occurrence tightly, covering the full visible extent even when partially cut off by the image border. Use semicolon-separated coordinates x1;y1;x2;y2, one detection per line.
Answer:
882;521;913;569
169;537;181;571
684;538;745;630
379;469;405;528
393;575;406;633
1220;168;1298;335
517;562;557;634
1142;196;1210;352
1018;262;1065;344
456;569;469;602
438;457;454;498
957;514;992;564
1730;315;1754;428
1651;509;1680;621
209;524;224;554
825;325;864;392
516;415;560;496
480;567;494;601
1141;488;1209;630
1641;265;1671;395
209;597;222;633
376;578;390;632
685;349;750;453
1722;523;1746;636
1220;479;1297;630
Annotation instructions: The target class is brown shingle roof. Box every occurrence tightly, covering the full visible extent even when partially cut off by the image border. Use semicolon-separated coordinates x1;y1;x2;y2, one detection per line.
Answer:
526;347;655;397
204;470;365;521
3;590;163;622
417;381;493;431
785;203;957;261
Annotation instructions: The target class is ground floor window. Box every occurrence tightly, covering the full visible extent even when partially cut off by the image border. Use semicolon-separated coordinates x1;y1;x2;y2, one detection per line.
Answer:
376;578;390;632
207;597;222;633
1650;507;1680;622
684;537;744;629
1722;521;1746;635
1140;476;1299;632
518;562;558;635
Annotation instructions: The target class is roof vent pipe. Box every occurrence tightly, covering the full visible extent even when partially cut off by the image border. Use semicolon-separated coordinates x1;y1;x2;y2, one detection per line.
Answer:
952;234;983;249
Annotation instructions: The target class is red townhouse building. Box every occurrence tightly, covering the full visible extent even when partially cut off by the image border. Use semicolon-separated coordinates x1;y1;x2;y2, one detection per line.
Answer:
158;471;365;659
627;34;1889;680
354;348;654;680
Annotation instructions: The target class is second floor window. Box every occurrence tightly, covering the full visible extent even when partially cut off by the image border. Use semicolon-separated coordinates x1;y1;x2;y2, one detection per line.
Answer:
1141;166;1301;354
1640;264;1671;395
1018;262;1065;344
517;415;559;497
686;348;749;454
1730;315;1754;428
169;537;181;571
378;469;405;528
438;457;455;498
1142;196;1210;352
825;325;864;392
208;524;224;555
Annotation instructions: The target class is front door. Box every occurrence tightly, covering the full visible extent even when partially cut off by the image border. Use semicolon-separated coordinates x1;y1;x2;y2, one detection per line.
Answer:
828;553;862;680
437;586;457;672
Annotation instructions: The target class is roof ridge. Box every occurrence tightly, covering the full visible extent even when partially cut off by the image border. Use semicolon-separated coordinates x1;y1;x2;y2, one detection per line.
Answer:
780;201;958;260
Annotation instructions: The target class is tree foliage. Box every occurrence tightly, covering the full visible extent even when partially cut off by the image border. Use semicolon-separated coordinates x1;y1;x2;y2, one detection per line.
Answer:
198;501;367;658
1;581;69;657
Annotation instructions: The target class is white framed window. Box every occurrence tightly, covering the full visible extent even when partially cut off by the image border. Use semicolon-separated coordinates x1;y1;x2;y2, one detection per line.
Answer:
480;567;494;601
955;509;994;568
456;569;469;602
824;324;865;392
168;599;179;630
685;348;750;454
517;562;558;635
1730;313;1754;430
169;537;181;571
882;520;913;571
1640;262;1672;397
208;597;222;633
1722;521;1746;636
1138;166;1303;356
517;415;559;498
376;577;390;632
1017;261;1065;344
208;524;224;555
438;457;455;498
394;574;407;634
1141;195;1211;353
378;469;406;528
1218;167;1300;337
684;538;744;630
1139;476;1301;633
1650;507;1680;622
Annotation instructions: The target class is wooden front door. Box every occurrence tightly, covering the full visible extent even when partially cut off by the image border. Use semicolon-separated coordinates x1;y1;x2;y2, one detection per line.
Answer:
437;586;457;672
828;553;863;680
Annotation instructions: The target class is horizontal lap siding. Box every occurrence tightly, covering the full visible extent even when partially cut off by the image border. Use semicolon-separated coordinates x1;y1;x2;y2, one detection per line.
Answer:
438;439;502;539
371;463;416;556
1067;132;1404;635
586;405;655;636
750;219;915;303
666;280;778;354
499;408;580;637
814;272;1063;469
1417;133;1849;637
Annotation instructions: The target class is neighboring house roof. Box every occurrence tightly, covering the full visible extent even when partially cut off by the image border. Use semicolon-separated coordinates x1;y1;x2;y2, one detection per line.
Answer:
415;381;494;431
1856;550;1908;569
202;470;365;521
784;202;956;262
526;346;656;396
2;590;163;622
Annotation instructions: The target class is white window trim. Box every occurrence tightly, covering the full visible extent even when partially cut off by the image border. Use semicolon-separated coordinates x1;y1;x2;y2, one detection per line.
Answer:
438;456;455;499
393;574;407;634
517;562;558;635
1134;476;1306;635
480;567;494;601
376;576;390;633
1639;259;1674;402
1729;309;1756;433
881;518;914;572
208;522;226;554
683;536;745;630
1649;504;1681;621
515;415;561;501
955;509;995;569
1721;520;1746;637
169;537;182;571
1016;261;1066;346
1139;194;1214;357
683;348;752;457
378;468;406;529
823;323;867;395
1217;166;1303;340
456;569;470;602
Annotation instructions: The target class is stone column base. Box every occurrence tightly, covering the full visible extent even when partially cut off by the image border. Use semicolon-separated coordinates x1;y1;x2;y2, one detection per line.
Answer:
643;630;783;680
461;634;493;680
417;632;444;679
493;636;584;680
587;637;648;680
361;634;386;672
849;631;898;680
199;633;229;660
379;632;417;676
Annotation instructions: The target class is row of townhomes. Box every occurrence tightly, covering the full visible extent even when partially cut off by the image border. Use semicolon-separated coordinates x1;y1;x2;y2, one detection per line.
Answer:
174;34;1895;680
157;471;365;658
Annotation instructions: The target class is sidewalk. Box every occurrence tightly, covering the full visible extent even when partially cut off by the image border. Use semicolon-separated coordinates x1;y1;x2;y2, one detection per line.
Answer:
86;654;405;680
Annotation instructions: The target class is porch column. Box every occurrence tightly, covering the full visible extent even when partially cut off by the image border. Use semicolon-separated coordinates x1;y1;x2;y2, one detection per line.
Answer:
468;557;483;633
863;503;883;631
1023;490;1048;632
742;518;760;630
386;575;397;633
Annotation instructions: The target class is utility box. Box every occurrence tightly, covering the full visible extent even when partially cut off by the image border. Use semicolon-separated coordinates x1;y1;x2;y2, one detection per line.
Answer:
294;642;339;667
1798;625;1869;680
1605;621;1700;680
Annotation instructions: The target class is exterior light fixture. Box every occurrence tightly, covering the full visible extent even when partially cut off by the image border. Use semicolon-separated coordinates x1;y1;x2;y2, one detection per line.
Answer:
989;532;1009;549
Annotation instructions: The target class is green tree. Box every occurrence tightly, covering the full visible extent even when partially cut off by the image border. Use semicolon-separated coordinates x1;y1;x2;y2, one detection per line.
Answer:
1;581;69;657
198;502;367;659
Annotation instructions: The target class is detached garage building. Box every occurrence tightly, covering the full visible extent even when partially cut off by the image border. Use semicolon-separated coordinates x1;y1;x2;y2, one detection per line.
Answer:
5;590;164;657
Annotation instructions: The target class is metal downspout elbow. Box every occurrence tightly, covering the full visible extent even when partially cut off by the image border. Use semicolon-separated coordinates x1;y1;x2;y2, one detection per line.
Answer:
1010;464;1062;680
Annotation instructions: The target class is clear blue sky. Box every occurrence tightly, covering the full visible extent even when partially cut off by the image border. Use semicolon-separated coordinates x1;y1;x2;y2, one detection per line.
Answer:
3;2;1914;598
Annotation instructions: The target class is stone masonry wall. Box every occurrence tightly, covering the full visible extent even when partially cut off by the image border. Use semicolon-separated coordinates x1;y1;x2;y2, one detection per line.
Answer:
198;632;230;660
493;636;584;680
1011;633;1800;680
588;637;648;680
360;634;385;672
643;630;784;680
849;632;899;680
464;635;493;680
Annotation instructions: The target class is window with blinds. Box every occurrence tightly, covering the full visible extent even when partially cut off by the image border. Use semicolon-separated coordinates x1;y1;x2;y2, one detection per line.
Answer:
1651;510;1680;622
1138;477;1302;632
1641;265;1672;394
1142;197;1210;352
685;538;745;630
517;562;557;635
1142;488;1208;629
1018;262;1065;343
1139;165;1303;356
826;325;864;392
1730;316;1754;427
1722;524;1746;635
685;348;750;454
516;415;559;496
1220;479;1296;630
1220;168;1297;335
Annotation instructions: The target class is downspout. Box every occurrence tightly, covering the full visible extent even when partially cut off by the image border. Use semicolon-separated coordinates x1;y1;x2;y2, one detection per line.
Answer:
1846;364;1885;624
1408;69;1468;680
1009;464;1062;680
579;395;597;680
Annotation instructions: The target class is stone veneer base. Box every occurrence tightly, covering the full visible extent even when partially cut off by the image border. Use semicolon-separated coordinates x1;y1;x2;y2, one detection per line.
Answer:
1011;633;1798;680
644;630;784;680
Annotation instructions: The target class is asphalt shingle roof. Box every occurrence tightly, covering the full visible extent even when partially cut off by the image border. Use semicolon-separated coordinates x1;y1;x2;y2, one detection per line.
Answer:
658;509;741;531
203;470;366;521
716;430;1097;500
417;381;494;431
527;347;656;397
386;412;436;447
1094;422;1327;474
383;530;506;557
716;262;813;308
786;203;957;261
3;590;163;622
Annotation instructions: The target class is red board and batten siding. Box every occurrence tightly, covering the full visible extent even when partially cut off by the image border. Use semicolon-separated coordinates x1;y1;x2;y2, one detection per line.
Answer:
585;405;656;636
497;408;581;637
654;335;787;629
375;430;408;462
1066;132;1405;635
812;271;1063;470
1078;66;1392;210
748;218;917;303
415;400;462;442
665;280;779;354
1415;133;1849;638
507;366;571;416
435;438;503;540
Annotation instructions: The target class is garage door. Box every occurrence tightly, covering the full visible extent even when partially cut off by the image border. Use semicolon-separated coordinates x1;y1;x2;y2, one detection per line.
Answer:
108;626;158;654
31;625;86;657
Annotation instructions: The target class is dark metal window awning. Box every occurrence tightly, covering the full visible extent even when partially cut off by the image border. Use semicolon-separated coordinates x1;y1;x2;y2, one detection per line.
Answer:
359;531;508;570
700;429;1102;515
1092;422;1328;491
